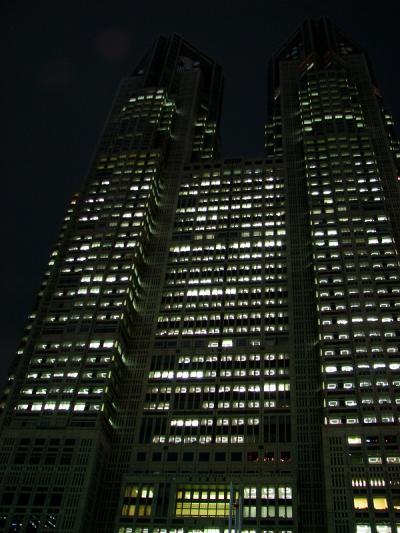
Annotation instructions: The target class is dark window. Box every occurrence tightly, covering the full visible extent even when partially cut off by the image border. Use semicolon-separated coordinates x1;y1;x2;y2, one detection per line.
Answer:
17;493;30;506
231;452;242;461
281;451;291;462
265;451;274;462
1;493;13;505
33;494;46;505
50;494;62;506
247;451;259;462
183;452;194;461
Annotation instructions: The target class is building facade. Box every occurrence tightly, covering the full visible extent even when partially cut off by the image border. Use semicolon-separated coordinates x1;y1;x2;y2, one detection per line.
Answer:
1;18;400;533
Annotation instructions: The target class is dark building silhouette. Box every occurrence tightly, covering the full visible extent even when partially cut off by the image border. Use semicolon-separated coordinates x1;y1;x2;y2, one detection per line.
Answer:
1;19;400;533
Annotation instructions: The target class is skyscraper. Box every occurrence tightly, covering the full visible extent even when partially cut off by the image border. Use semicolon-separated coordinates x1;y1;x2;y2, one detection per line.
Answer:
1;18;400;533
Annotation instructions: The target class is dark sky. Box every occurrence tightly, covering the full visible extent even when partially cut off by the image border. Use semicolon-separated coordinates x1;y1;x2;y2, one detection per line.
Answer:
1;0;399;385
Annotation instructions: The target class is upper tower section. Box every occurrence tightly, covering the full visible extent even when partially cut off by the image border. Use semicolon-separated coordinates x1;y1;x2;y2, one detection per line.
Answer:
99;35;224;163
0;36;223;433
270;18;362;71
267;17;366;104
265;18;400;168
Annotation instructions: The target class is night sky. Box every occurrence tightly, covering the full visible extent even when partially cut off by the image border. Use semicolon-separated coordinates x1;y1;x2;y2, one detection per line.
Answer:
1;0;399;385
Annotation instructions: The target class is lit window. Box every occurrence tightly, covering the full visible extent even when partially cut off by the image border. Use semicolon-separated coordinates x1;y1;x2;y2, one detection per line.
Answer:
354;497;368;510
356;526;371;533
373;497;388;510
348;436;362;445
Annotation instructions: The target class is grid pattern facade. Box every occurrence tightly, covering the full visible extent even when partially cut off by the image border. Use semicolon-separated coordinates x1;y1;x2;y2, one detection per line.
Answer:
266;18;400;533
114;159;296;532
0;35;223;533
1;18;400;533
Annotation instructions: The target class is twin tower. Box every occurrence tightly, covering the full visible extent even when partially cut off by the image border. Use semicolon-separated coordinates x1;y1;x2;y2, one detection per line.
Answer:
1;19;400;533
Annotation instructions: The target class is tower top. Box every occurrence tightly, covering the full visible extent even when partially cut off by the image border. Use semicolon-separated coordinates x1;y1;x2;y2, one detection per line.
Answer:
271;18;363;64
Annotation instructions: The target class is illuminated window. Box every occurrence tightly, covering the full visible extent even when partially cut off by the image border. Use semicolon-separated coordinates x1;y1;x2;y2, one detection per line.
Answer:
354;497;368;510
373;497;388;510
175;485;234;517
356;526;371;533
121;485;153;518
376;526;392;533
348;436;362;445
